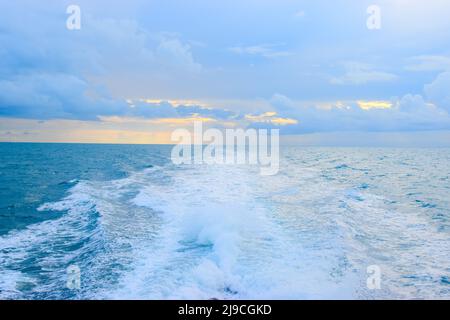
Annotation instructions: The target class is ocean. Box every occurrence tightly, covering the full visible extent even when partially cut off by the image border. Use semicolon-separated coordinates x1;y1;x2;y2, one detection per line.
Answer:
0;143;449;299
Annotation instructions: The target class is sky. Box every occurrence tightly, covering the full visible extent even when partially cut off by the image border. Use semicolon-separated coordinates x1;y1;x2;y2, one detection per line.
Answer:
1;0;450;145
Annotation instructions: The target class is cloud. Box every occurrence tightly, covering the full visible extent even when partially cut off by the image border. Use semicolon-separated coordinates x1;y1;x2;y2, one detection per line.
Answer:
0;3;203;120
294;10;305;18
100;115;217;126
0;72;127;120
229;44;292;59
405;55;450;72
424;72;450;112
357;101;392;110
267;92;450;134
330;62;398;85
1;0;450;140
125;99;237;120
155;36;202;73
245;112;298;126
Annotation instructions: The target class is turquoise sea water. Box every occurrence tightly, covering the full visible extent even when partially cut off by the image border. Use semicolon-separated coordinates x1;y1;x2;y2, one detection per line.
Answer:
0;143;449;299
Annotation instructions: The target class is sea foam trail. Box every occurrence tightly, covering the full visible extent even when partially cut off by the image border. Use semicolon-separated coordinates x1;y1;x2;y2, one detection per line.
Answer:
0;160;394;299
107;163;358;300
0;161;359;299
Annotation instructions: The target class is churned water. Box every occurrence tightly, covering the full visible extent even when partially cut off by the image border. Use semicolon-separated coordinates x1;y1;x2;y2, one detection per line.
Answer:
0;143;449;299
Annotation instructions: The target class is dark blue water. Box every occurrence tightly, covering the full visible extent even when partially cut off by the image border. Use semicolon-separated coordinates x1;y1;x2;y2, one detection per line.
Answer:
0;143;172;234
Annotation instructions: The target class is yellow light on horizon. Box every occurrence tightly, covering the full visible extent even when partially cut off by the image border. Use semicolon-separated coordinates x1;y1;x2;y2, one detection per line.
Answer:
245;112;298;126
357;100;392;110
137;98;209;108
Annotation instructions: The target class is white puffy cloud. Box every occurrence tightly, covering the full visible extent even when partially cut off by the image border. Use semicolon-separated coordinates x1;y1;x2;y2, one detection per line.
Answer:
424;72;450;112
156;37;202;73
268;92;450;134
330;62;398;86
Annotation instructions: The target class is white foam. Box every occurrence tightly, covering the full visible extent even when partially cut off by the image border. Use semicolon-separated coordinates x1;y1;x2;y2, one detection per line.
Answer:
105;163;361;299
